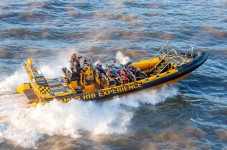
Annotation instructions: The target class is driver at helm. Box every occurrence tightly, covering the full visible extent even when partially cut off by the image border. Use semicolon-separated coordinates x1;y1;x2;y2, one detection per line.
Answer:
70;53;83;84
70;53;83;72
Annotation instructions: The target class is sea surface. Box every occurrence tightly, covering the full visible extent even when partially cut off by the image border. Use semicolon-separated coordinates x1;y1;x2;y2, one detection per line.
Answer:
0;0;226;149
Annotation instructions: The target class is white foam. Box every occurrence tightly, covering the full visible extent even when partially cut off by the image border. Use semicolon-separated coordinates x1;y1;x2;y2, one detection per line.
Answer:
0;67;28;94
0;50;179;148
115;51;131;65
116;86;178;107
0;99;130;148
0;85;178;148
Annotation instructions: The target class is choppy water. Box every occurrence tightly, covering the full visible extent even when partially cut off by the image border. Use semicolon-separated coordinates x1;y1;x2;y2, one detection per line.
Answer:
0;0;226;149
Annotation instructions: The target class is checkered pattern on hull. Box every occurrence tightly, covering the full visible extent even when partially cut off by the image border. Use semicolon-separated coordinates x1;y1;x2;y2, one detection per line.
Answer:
38;85;51;95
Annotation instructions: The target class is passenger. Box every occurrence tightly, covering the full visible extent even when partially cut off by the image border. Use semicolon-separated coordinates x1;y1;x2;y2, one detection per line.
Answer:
116;63;134;82
111;60;120;72
106;68;116;79
131;66;144;80
123;69;134;82
125;62;132;70
105;68;121;85
111;60;117;67
112;71;121;85
119;70;129;84
109;70;116;78
97;64;105;74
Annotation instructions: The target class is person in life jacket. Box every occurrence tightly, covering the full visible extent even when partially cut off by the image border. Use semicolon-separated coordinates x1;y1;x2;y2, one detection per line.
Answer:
70;53;83;84
119;69;129;84
111;60;121;72
96;64;105;74
131;66;144;80
70;53;82;71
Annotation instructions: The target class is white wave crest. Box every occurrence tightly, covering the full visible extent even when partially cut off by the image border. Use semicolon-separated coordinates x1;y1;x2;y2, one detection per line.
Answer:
115;51;131;65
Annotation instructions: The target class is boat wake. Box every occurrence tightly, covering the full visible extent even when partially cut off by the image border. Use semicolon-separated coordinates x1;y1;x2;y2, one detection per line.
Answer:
0;51;179;148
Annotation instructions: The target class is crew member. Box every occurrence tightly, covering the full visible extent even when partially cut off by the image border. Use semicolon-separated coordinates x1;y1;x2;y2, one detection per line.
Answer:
70;53;83;71
70;53;83;84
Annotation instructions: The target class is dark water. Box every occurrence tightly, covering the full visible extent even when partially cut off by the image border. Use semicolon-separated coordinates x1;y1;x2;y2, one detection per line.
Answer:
0;0;226;149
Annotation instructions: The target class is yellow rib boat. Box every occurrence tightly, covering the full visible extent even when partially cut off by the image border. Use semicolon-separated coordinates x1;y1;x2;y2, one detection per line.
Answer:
17;45;208;107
